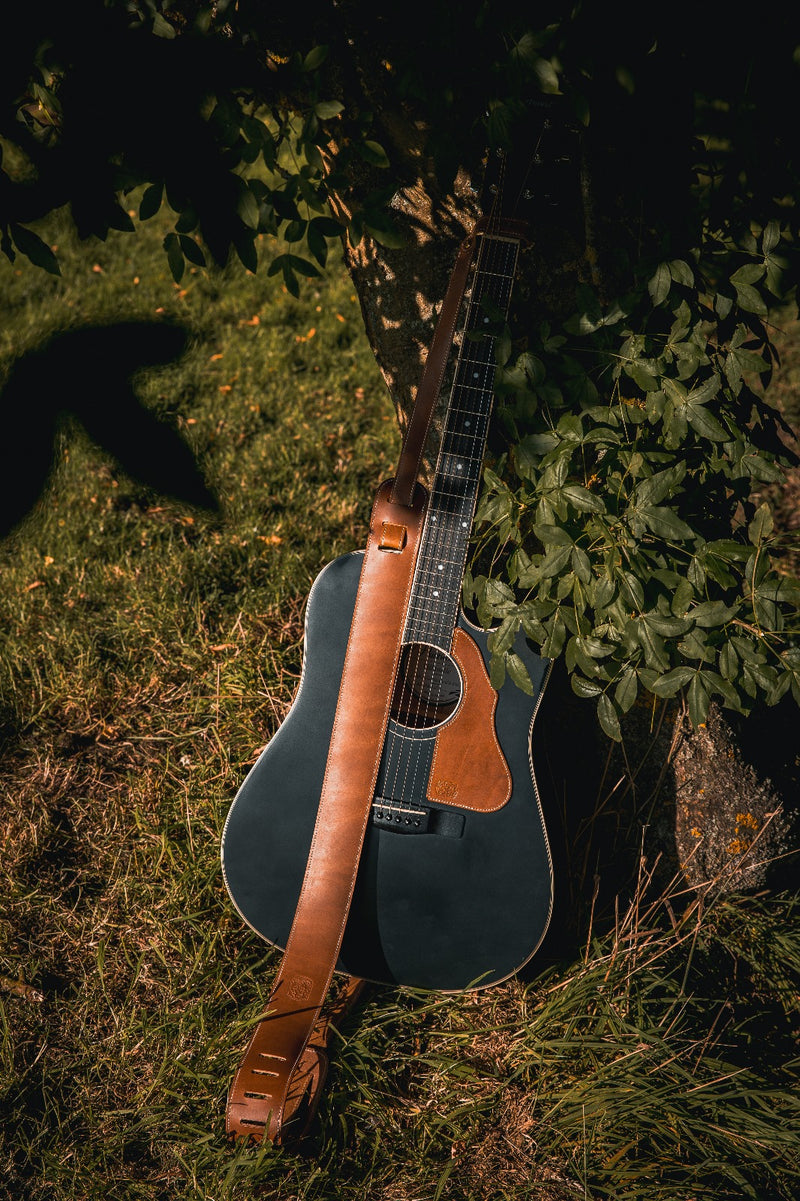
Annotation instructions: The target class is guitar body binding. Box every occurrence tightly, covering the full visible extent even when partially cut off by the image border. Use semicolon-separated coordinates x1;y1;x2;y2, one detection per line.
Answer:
221;548;553;992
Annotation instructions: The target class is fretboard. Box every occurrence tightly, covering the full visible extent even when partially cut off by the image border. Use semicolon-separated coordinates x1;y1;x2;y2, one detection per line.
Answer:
404;233;520;649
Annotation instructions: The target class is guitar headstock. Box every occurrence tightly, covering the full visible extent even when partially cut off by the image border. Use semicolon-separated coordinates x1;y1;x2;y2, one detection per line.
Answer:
479;96;579;235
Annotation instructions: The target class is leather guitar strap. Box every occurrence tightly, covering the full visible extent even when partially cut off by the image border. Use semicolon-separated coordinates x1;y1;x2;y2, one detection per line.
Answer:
225;222;483;1145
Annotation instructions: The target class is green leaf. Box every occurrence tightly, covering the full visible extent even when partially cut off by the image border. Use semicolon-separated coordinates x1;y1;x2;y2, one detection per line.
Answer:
179;235;206;267
733;281;767;316
518;352;545;386
690;600;739;628
719;641;738;680
540;544;572;578
139;182;163;221
732;346;769;374
359;140;390;168
730;262;765;286
686;373;721;406
715;292;734;319
571;546;592;583
597;693;622;740
686;403;728;442
687;672;711;726
562;484;606;513
531;56;560;93
620;572;645;611
571;675;603;699
615;669;638;713
541;616;566;658
152;12;176;38
507;653;534;695
650;666;695;696
678;628;714;663
163;232;184;282
748;502;774;544
484;577;516;607
643;611;693;637
282;219;306;243
639;504;696;541
494;327;512;367
671;578;694;616
534;523;573;546
648;262;671;306
669;259;694;287
307;221;329;266
488;617;519;656
637;620;670;672
10;224;60;275
628;362;661;392
286;254;321;277
365;221;406;249
742;454;785;484
489;651;506;690
762;220;781;255
303;45;329;72
635;464;687;507
236;183;260;231
315;100;344;119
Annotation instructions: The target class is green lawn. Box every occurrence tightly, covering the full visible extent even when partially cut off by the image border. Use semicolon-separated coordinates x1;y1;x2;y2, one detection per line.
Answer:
1;204;799;1200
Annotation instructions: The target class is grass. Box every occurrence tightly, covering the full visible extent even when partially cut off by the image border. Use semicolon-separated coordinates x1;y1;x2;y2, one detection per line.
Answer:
1;200;799;1200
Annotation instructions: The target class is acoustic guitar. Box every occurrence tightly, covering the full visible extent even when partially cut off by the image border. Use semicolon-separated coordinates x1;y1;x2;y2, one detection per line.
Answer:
221;128;555;999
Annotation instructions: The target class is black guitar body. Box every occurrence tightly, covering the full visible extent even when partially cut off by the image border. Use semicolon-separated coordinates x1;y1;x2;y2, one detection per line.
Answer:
221;549;553;992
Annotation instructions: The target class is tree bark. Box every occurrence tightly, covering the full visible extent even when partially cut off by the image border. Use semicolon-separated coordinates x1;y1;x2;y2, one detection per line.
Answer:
333;143;792;901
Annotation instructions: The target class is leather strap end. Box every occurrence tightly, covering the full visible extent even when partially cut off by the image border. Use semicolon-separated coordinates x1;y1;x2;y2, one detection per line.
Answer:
225;1039;328;1146
226;977;366;1146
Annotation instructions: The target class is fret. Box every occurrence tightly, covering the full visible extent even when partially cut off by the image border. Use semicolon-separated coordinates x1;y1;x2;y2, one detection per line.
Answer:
473;266;516;280
438;449;485;475
438;445;484;469
455;367;495;387
403;234;520;648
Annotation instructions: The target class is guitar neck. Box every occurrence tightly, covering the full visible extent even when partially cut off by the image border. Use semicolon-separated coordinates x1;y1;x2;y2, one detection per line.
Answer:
404;233;520;650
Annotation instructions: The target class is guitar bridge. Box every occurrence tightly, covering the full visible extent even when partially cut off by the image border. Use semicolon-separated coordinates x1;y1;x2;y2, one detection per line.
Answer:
371;798;464;838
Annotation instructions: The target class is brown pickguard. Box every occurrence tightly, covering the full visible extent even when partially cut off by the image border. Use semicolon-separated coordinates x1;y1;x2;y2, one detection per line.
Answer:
426;627;512;812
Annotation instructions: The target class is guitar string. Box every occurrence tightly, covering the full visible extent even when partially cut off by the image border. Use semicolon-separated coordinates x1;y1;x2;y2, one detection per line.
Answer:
382;233;517;811
381;231;519;813
397;236;518;808
381;231;501;808
380;242;488;806
405;237;516;647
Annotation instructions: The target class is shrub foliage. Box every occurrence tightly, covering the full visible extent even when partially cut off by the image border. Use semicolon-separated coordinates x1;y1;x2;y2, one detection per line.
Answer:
2;2;799;736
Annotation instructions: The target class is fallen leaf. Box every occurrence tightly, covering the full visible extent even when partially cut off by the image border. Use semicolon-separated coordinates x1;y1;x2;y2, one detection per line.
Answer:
0;975;44;1002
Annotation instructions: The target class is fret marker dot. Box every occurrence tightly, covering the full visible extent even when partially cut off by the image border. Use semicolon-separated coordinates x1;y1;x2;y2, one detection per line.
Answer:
473;371;479;378
457;463;463;470
465;421;471;428
462;521;467;528
433;590;439;597
483;317;489;323
438;564;444;570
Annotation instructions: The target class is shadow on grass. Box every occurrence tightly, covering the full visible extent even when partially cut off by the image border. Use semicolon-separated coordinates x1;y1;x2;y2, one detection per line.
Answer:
0;321;218;537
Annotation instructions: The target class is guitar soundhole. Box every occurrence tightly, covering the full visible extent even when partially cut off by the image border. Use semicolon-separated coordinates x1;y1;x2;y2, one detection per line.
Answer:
391;642;462;730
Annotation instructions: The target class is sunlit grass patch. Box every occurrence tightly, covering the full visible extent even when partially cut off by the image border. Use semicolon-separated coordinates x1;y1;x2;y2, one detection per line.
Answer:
1;204;799;1201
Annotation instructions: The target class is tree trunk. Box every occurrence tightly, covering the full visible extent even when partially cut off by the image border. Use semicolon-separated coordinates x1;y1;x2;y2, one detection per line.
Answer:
333;144;792;905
